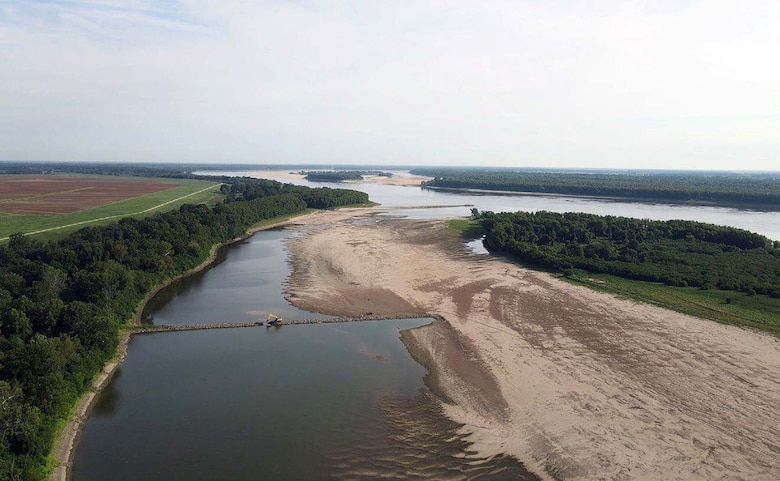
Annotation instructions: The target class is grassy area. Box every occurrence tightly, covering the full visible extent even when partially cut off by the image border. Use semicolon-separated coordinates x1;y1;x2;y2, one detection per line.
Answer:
0;177;224;242
445;218;779;336
564;271;780;336
446;218;484;237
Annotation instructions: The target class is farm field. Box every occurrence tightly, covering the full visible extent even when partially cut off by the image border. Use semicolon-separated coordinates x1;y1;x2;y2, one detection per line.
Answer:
0;175;180;214
0;175;224;241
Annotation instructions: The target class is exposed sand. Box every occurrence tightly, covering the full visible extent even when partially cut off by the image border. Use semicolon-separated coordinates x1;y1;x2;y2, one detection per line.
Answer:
235;169;432;187
287;215;780;481
342;172;433;187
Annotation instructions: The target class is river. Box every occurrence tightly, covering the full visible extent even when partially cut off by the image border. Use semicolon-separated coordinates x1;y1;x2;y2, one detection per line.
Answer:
71;170;777;480
209;170;780;240
139;228;330;326
72;225;534;480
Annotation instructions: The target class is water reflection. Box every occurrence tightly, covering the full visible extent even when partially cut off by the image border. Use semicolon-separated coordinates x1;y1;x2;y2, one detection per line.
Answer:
72;321;536;480
91;369;121;417
464;236;488;255
142;228;330;326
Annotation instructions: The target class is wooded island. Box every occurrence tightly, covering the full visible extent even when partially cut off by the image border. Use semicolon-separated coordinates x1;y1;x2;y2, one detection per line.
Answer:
414;169;780;208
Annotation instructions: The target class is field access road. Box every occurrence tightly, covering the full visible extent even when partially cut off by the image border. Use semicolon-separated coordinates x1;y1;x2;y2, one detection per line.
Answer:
0;184;218;242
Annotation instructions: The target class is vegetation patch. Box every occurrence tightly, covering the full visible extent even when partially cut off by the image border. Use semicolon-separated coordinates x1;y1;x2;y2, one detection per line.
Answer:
475;210;780;335
563;272;780;336
300;170;393;182
446;218;484;238
413;168;780;209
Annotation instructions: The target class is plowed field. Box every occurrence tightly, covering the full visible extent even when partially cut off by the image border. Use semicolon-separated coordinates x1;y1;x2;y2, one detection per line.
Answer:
0;175;179;214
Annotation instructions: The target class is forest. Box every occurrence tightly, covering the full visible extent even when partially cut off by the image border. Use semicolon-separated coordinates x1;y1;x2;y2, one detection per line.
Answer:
0;161;202;179
220;177;370;208
300;170;392;182
0;177;368;480
412;169;780;208
477;210;780;298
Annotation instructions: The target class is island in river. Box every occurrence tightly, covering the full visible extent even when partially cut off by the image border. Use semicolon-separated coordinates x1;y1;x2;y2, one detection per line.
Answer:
286;208;779;481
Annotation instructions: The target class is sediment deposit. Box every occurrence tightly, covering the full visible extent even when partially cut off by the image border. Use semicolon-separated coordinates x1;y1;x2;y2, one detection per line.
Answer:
288;215;780;481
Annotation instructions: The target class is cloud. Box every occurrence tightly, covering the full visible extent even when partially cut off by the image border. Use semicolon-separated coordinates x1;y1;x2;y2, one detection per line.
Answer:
1;0;778;169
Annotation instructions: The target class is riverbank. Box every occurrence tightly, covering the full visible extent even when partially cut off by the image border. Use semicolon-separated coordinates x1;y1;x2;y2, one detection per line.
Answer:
287;215;780;481
221;169;433;187
47;207;378;481
423;185;780;212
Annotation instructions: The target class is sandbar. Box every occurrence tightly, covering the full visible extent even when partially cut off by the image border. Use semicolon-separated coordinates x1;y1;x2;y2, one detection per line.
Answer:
287;215;780;481
231;169;432;187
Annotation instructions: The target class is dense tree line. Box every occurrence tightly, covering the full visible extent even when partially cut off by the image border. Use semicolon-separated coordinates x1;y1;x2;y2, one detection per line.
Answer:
193;164;407;172
477;210;780;297
412;169;780;208
0;178;367;480
300;170;392;182
303;171;363;182
0;162;389;183
220;178;369;208
0;161;205;179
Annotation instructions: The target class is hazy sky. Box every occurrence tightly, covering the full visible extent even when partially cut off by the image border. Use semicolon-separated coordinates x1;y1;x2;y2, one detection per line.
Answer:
1;1;778;170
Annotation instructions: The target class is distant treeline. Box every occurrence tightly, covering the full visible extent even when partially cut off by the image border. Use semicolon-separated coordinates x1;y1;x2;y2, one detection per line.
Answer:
477;210;780;297
301;170;393;182
0;161;204;179
222;178;369;207
411;169;780;208
0;177;367;479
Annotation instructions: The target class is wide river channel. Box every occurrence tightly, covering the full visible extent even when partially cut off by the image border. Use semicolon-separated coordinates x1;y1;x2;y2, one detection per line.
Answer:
71;171;780;480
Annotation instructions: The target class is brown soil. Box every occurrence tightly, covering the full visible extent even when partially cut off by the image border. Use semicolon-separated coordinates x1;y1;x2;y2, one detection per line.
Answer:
0;175;178;214
287;215;780;481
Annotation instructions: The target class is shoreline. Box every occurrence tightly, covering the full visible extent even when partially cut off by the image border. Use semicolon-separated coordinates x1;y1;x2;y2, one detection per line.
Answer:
50;207;780;481
130;213;313;325
47;208;363;481
203;169;433;187
423;185;780;212
286;215;780;481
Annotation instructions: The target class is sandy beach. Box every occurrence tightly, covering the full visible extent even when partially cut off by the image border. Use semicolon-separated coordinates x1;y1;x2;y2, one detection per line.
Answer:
235;169;432;187
287;213;780;481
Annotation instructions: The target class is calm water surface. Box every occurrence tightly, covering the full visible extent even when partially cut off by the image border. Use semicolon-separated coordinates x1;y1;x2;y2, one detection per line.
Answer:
74;227;534;480
205;170;780;240
76;171;776;479
73;320;535;480
142;228;328;326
